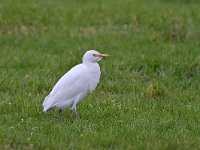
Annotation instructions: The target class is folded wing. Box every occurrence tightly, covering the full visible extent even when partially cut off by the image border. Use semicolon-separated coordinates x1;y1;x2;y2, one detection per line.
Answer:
43;64;89;112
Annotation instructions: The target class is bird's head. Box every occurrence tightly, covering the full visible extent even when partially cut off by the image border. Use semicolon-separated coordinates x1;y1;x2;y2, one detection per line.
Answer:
83;50;109;63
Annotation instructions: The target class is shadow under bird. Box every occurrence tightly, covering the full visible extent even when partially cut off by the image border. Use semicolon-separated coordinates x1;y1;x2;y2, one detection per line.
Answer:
42;50;109;121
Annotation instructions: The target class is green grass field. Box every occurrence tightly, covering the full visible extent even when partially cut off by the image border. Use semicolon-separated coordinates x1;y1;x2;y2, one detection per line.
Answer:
0;0;200;149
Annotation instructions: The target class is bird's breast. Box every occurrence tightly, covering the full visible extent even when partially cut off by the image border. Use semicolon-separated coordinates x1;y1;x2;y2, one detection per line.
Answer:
87;64;101;92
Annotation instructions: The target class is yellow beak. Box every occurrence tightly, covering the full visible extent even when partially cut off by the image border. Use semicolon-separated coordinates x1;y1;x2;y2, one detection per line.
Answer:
100;53;109;58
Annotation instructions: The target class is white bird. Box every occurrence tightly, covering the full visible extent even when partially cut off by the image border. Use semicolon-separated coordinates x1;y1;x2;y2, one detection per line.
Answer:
42;50;109;121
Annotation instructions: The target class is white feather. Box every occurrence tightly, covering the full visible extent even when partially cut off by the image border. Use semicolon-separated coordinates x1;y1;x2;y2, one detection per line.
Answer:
42;50;106;114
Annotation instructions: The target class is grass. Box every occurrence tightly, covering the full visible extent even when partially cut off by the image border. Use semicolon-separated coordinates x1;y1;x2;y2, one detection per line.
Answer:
0;0;200;149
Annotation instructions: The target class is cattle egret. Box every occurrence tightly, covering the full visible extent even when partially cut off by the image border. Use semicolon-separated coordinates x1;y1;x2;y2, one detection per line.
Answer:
42;50;109;121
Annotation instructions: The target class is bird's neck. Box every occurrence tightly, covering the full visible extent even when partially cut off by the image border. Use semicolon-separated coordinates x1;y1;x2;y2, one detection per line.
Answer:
83;62;100;72
83;61;98;66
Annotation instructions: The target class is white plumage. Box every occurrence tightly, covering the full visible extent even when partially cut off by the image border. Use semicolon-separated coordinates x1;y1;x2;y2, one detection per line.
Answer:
42;50;109;120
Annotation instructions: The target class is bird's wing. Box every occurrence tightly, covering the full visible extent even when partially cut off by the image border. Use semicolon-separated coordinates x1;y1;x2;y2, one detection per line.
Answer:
43;64;89;110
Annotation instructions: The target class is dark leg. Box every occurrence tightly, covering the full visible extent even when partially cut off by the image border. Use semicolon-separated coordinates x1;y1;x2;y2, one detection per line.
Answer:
57;109;62;122
72;105;80;119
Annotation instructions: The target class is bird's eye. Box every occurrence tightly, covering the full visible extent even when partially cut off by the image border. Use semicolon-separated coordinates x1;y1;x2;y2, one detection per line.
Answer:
93;54;97;57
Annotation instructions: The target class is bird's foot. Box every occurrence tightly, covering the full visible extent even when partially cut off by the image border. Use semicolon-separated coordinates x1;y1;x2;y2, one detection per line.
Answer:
56;109;62;123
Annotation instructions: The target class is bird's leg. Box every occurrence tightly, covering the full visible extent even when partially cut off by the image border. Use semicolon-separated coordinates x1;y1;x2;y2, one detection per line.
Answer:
57;109;62;122
72;105;80;119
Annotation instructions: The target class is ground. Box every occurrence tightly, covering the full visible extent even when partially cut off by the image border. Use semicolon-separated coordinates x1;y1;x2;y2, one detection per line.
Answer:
0;0;200;149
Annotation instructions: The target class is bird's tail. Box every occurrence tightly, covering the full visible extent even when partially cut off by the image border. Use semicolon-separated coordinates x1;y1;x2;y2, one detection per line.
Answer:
43;95;54;113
